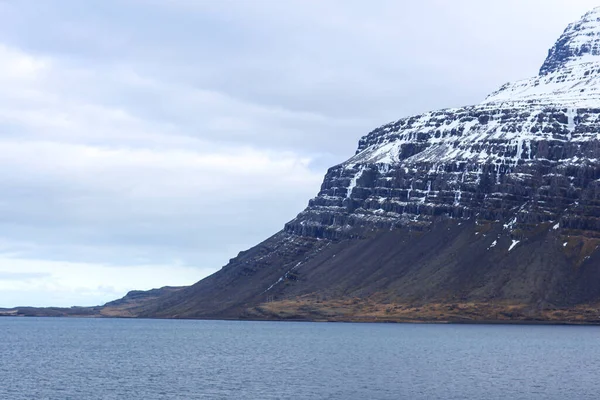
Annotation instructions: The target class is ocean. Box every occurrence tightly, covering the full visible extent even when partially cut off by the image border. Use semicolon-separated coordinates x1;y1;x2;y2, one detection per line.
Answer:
1;317;599;399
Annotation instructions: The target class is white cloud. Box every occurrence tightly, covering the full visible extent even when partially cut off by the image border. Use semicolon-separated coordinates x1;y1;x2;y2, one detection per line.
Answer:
0;41;325;307
0;257;207;307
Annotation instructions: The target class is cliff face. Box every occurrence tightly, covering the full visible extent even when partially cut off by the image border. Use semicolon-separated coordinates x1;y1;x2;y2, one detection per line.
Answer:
285;106;600;241
285;7;600;248
103;7;600;323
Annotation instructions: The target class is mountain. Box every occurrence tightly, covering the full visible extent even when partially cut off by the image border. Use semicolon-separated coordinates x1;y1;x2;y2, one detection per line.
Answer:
78;7;600;323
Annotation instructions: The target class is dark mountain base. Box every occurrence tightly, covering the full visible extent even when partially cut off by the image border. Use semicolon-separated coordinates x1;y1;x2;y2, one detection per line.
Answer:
7;218;600;323
79;218;600;324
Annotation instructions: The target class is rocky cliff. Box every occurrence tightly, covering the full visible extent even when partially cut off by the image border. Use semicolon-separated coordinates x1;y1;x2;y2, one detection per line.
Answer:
102;7;600;323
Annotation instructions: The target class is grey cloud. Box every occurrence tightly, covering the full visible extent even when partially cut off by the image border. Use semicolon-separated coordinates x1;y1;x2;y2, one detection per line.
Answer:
0;272;51;281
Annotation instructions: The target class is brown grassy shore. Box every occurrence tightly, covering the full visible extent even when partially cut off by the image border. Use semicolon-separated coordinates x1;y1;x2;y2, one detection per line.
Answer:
243;298;600;325
3;299;600;325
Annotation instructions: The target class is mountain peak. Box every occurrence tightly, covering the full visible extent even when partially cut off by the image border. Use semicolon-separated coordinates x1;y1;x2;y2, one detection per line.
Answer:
539;7;600;76
484;7;600;106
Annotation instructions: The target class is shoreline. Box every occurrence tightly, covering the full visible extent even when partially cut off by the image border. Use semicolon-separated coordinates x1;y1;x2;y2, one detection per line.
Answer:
2;311;600;326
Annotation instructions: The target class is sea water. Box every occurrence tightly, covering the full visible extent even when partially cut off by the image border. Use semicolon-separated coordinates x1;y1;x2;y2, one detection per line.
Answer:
1;317;600;399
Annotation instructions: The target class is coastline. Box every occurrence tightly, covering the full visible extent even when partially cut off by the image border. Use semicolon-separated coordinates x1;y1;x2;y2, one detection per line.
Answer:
3;303;600;326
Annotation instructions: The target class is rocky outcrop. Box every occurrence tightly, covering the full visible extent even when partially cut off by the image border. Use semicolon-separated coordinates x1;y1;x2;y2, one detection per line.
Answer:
285;106;600;241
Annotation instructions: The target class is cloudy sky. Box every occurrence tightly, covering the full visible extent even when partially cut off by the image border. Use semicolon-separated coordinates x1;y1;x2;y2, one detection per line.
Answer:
0;0;598;307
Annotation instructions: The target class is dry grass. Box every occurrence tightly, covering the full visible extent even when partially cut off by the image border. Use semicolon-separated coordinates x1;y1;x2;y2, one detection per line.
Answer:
250;297;600;324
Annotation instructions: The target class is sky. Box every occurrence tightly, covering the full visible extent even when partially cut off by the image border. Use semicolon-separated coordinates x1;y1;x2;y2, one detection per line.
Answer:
0;0;598;307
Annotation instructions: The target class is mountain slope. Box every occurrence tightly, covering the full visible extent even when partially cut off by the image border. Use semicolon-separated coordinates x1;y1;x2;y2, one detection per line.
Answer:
104;7;600;323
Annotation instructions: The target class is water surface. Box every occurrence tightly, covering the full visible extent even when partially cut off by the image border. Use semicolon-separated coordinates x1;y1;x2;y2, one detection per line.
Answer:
1;317;599;399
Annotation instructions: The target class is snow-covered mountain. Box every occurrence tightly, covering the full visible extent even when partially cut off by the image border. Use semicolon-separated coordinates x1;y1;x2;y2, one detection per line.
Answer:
489;8;600;105
285;7;600;243
99;7;600;323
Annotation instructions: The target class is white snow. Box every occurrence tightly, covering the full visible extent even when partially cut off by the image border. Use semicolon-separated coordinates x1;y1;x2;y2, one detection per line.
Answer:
553;223;560;230
485;8;600;107
504;217;518;231
263;261;303;293
454;188;462;206
421;181;432;204
338;9;600;170
508;240;520;252
346;166;366;198
567;108;577;139
488;240;498;250
484;63;600;107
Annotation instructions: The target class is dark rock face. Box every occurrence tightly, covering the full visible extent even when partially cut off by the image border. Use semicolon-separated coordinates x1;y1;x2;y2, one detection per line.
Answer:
102;7;600;322
285;106;600;242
